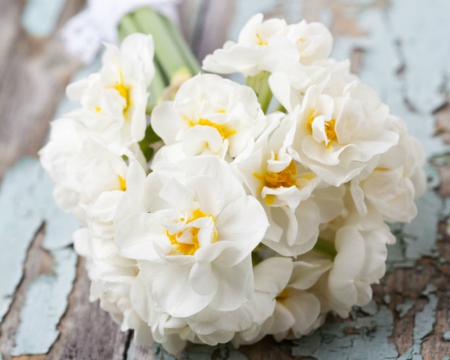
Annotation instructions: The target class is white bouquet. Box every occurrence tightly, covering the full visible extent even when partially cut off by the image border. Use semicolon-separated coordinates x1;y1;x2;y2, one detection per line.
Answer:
40;11;426;355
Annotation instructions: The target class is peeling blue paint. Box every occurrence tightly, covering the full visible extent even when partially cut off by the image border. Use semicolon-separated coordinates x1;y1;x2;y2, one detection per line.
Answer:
443;332;450;341
361;300;378;316
0;157;78;355
291;306;398;359
11;248;77;355
151;342;249;360
398;347;413;360
0;158;46;322
396;300;415;318
409;293;439;360
21;0;67;37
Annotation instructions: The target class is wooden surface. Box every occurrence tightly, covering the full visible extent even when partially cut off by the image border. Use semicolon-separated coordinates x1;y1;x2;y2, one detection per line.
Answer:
0;0;449;359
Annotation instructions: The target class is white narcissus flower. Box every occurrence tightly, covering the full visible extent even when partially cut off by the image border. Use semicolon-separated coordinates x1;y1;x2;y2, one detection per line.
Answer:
176;257;293;348
236;113;344;256
269;59;356;114
151;74;267;161
115;156;269;318
38;12;428;353
285;20;333;65
74;140;128;238
234;257;330;346
202;14;332;77
286;80;399;186
67;34;154;145
40;116;88;221
74;228;152;347
307;209;395;317
350;116;427;223
202;14;288;77
130;273;189;355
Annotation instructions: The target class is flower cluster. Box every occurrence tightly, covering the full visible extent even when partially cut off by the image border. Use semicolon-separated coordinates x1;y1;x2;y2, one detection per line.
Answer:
40;14;426;355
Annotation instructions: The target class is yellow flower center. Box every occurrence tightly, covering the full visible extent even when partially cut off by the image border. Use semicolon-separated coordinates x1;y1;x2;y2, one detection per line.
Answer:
324;119;337;143
307;109;337;148
253;157;315;206
256;33;268;46
276;288;290;302
117;175;127;191
187;116;237;140
110;69;132;121
264;160;298;189
166;208;218;256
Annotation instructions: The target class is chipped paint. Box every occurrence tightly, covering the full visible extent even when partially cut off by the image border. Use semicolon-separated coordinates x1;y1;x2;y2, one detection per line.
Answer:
0;158;47;322
21;0;67;37
0;158;79;355
10;248;77;355
291;306;398;359
396;284;440;359
396;300;415;318
443;332;450;341
361;299;378;316
409;293;439;360
151;342;249;360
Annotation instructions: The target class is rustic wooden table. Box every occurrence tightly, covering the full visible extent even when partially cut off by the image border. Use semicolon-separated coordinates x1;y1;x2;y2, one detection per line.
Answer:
0;0;449;359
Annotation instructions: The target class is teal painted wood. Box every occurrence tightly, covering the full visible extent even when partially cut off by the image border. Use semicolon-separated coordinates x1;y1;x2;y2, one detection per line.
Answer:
21;0;67;37
396;286;440;360
11;248;77;355
7;57;102;356
0;158;48;323
292;306;398;359
151;342;249;360
410;292;439;360
0;157;79;355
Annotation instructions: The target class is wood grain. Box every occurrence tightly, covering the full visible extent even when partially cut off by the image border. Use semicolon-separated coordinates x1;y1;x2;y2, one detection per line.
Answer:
0;226;47;358
0;0;85;179
43;259;130;360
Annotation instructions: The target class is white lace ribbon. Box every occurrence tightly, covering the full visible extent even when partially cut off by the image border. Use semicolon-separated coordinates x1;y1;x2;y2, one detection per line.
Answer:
61;0;181;64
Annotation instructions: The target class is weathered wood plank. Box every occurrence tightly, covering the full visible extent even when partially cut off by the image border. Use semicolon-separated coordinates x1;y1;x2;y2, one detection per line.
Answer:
21;0;67;38
43;259;130;360
0;0;85;178
0;157;79;358
0;159;46;324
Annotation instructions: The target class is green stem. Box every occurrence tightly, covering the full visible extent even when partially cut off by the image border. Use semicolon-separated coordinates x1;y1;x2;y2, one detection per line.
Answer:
118;14;139;41
131;7;190;81
246;71;272;113
313;237;337;259
159;14;201;75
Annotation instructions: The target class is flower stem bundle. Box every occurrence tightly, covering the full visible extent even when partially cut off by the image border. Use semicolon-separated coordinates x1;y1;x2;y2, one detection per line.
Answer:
40;11;427;355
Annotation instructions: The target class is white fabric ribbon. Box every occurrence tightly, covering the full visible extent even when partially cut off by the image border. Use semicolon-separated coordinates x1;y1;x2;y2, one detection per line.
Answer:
61;0;181;64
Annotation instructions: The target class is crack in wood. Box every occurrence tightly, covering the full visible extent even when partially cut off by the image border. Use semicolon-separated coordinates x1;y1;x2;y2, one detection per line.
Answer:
0;224;46;359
